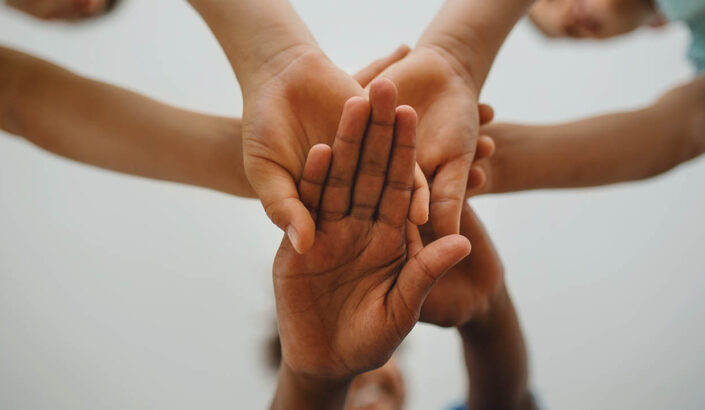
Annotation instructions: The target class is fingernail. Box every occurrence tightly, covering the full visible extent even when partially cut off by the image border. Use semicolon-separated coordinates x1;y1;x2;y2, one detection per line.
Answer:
287;225;300;251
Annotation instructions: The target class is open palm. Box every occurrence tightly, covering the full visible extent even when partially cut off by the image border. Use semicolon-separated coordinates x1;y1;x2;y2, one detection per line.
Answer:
273;80;470;380
242;46;427;254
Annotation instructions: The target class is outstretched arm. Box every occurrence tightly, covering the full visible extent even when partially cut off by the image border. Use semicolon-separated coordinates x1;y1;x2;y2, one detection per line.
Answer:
460;286;534;410
417;0;535;90
418;203;534;410
471;75;705;195
0;46;254;196
186;1;431;253
0;45;409;198
371;0;533;240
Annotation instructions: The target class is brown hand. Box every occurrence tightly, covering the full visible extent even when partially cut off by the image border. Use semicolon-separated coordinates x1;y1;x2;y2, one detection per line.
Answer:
273;78;471;380
419;202;504;327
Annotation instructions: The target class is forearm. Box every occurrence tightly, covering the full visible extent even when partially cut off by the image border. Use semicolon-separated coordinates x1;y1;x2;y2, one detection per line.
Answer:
417;0;534;89
187;0;319;91
271;364;350;410
459;286;533;410
0;46;254;197
485;89;702;193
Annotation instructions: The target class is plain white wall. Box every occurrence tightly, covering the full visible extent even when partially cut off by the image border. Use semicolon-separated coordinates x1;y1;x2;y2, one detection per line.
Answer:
1;1;704;409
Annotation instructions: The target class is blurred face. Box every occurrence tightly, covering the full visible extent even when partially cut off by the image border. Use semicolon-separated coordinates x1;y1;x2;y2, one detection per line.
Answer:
5;0;115;20
344;357;405;410
529;0;656;39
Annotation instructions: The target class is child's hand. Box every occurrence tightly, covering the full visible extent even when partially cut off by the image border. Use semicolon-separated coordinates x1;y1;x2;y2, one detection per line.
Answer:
419;202;504;328
273;78;471;382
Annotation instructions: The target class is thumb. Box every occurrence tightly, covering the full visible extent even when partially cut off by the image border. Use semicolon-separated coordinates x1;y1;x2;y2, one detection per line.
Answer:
390;234;471;327
352;45;410;87
250;159;316;254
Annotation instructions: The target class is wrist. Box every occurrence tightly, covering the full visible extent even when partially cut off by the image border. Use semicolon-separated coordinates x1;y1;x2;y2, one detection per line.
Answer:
272;362;352;410
413;42;479;92
238;43;323;97
188;0;319;91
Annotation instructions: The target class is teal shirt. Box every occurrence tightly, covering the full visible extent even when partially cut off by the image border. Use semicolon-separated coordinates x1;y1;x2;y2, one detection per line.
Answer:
656;0;705;72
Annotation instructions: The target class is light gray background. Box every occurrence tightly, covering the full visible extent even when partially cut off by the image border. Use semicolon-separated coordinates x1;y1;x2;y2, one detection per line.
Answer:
1;1;704;409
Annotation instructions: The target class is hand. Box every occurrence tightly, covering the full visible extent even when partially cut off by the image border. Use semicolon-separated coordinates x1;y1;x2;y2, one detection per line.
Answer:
419;202;504;328
273;79;471;381
376;46;482;238
242;46;428;254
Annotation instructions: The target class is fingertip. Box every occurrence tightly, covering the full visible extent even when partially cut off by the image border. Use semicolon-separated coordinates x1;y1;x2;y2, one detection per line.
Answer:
409;203;429;225
452;234;473;256
467;166;487;190
344;95;369;112
288;216;316;254
308;143;332;158
395;44;411;58
475;135;496;159
369;77;398;102
478;104;495;125
395;104;417;122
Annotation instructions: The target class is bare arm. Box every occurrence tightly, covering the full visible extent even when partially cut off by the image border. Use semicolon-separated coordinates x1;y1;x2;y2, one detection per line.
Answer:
460;287;535;410
0;46;255;197
477;75;705;194
417;0;536;89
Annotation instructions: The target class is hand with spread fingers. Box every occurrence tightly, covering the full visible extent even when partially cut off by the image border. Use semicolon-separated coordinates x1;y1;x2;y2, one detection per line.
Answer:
271;79;471;409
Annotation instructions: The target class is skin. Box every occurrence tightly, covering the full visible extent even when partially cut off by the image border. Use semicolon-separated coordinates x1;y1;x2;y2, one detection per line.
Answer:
270;202;534;410
0;44;497;329
529;0;660;39
5;0;115;20
187;0;531;252
272;79;472;409
370;0;534;239
467;75;705;196
0;45;416;198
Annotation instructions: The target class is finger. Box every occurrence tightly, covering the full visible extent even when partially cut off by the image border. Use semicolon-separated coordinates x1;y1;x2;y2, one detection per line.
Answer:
475;135;495;160
319;97;370;220
378;105;416;228
405;220;424;258
389;234;472;328
409;163;430;225
351;78;398;219
352;44;411;88
430;156;472;237
467;166;487;192
253;159;316;254
478;104;494;125
299;144;332;220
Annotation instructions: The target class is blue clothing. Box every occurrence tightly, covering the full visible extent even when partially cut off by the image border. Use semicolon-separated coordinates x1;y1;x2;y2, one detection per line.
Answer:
656;0;705;72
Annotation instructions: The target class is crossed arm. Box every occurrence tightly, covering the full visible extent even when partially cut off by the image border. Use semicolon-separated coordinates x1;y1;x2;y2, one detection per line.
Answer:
470;74;705;195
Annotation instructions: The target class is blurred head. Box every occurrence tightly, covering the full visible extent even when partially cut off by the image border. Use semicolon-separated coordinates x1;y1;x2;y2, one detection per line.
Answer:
529;0;661;39
5;0;121;21
344;356;405;410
